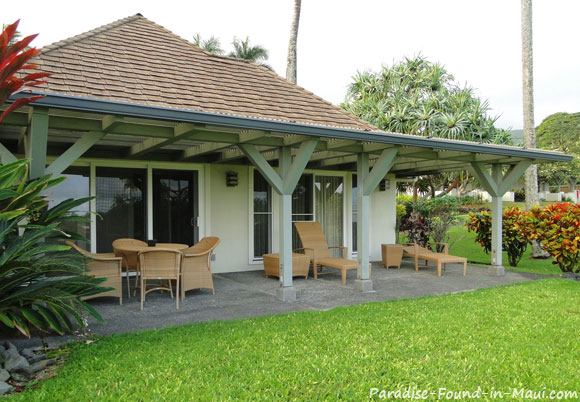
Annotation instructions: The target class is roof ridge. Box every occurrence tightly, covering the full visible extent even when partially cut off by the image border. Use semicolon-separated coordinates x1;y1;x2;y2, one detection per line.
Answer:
126;18;380;132
33;14;383;133
41;14;143;54
204;55;380;132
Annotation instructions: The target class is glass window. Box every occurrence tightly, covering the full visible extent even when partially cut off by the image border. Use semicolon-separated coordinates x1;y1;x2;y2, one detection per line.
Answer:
352;174;358;252
292;174;314;249
45;167;90;250
253;170;272;259
315;175;344;257
96;167;146;252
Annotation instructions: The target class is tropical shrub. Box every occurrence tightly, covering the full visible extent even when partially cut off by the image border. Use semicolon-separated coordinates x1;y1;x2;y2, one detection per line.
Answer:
0;160;108;337
394;202;407;243
460;195;484;205
466;207;529;267
400;212;432;247
517;203;580;273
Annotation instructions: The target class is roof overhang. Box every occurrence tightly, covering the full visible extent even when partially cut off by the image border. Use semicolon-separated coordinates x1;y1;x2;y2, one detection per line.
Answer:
1;92;573;176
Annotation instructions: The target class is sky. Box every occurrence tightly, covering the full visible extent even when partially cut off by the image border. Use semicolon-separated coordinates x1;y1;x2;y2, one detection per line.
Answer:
5;0;580;130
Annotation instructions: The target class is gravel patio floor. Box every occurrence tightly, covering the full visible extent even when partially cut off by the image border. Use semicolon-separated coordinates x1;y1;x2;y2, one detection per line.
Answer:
3;260;550;348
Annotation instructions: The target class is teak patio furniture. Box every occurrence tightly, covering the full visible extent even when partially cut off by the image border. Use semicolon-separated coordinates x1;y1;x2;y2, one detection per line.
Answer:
66;241;123;304
138;248;182;310
262;253;311;279
180;237;220;299
294;221;359;285
381;244;403;269
402;243;467;277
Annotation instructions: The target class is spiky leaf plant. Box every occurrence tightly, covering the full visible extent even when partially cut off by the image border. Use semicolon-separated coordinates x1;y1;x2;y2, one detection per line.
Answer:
0;159;109;337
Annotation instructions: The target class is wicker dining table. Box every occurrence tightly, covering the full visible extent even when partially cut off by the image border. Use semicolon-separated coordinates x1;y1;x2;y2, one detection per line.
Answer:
113;243;189;296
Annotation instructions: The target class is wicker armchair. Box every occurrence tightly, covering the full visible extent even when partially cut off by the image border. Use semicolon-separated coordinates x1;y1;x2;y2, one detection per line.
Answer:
138;248;182;310
112;238;147;298
66;241;123;304
180;237;220;300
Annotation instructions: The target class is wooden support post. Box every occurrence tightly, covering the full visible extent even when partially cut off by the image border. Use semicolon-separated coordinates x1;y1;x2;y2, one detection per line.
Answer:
355;148;398;292
469;161;531;276
239;141;317;301
356;153;371;292
490;164;505;276
278;147;294;300
27;108;49;179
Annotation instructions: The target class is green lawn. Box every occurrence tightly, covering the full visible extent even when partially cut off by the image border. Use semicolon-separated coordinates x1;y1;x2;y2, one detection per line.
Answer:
14;279;580;401
446;220;562;276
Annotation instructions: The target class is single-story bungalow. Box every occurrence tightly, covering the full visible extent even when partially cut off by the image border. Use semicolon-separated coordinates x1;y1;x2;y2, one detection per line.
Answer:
0;15;571;300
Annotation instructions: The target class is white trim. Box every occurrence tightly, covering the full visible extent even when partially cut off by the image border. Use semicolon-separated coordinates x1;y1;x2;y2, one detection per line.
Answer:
248;166;274;265
248;165;255;264
146;164;153;240
89;162;96;253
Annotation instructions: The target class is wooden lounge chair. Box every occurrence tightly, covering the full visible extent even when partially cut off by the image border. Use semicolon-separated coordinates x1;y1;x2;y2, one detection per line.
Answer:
66;241;123;304
112;238;147;298
138;248;182;310
180;237;220;299
402;242;467;277
294;222;358;285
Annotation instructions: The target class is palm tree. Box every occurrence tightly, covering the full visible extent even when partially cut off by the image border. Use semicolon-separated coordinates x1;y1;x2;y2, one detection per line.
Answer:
192;33;224;55
229;36;272;70
521;0;538;209
522;0;546;257
286;0;301;84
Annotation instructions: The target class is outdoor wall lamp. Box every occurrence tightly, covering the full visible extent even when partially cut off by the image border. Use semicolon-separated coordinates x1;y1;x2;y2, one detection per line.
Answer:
226;171;238;187
379;179;390;191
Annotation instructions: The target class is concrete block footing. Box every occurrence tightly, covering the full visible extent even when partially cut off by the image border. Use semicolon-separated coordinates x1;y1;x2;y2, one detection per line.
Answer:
354;279;374;293
488;265;506;276
276;286;297;301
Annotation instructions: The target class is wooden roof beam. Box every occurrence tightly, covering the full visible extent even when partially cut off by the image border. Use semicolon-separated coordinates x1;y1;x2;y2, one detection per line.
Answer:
326;139;363;152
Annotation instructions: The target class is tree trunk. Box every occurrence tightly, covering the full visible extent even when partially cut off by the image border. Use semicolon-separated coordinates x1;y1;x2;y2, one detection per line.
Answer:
522;0;546;257
286;0;301;84
436;176;461;197
522;0;539;211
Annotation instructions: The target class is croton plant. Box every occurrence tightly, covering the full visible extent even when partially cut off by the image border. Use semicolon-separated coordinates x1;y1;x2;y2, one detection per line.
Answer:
0;19;50;123
517;203;580;273
466;207;529;267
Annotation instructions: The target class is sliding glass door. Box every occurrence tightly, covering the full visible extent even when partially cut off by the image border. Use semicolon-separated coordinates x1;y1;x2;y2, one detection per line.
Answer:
152;170;198;246
96;167;147;252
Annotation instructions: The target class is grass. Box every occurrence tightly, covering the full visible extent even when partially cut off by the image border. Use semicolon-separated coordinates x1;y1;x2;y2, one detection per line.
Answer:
445;219;562;276
13;279;580;401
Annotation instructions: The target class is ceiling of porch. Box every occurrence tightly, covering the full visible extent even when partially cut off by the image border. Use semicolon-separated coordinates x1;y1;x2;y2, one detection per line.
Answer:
0;104;571;177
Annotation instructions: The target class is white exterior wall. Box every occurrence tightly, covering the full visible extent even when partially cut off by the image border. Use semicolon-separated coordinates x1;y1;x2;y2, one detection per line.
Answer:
206;164;254;273
369;174;397;261
61;157;398;273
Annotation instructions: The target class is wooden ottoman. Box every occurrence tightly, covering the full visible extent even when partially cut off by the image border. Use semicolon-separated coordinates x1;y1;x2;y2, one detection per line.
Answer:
263;253;311;279
381;244;403;269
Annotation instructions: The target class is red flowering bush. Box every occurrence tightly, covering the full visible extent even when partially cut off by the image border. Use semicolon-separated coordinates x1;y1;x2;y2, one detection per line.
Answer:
517;203;580;273
466;207;529;267
0;20;50;122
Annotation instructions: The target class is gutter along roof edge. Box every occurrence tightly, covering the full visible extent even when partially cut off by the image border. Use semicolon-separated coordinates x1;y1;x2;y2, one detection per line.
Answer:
8;92;573;163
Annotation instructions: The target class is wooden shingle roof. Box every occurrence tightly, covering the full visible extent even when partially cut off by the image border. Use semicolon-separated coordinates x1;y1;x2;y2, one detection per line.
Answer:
32;14;377;132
